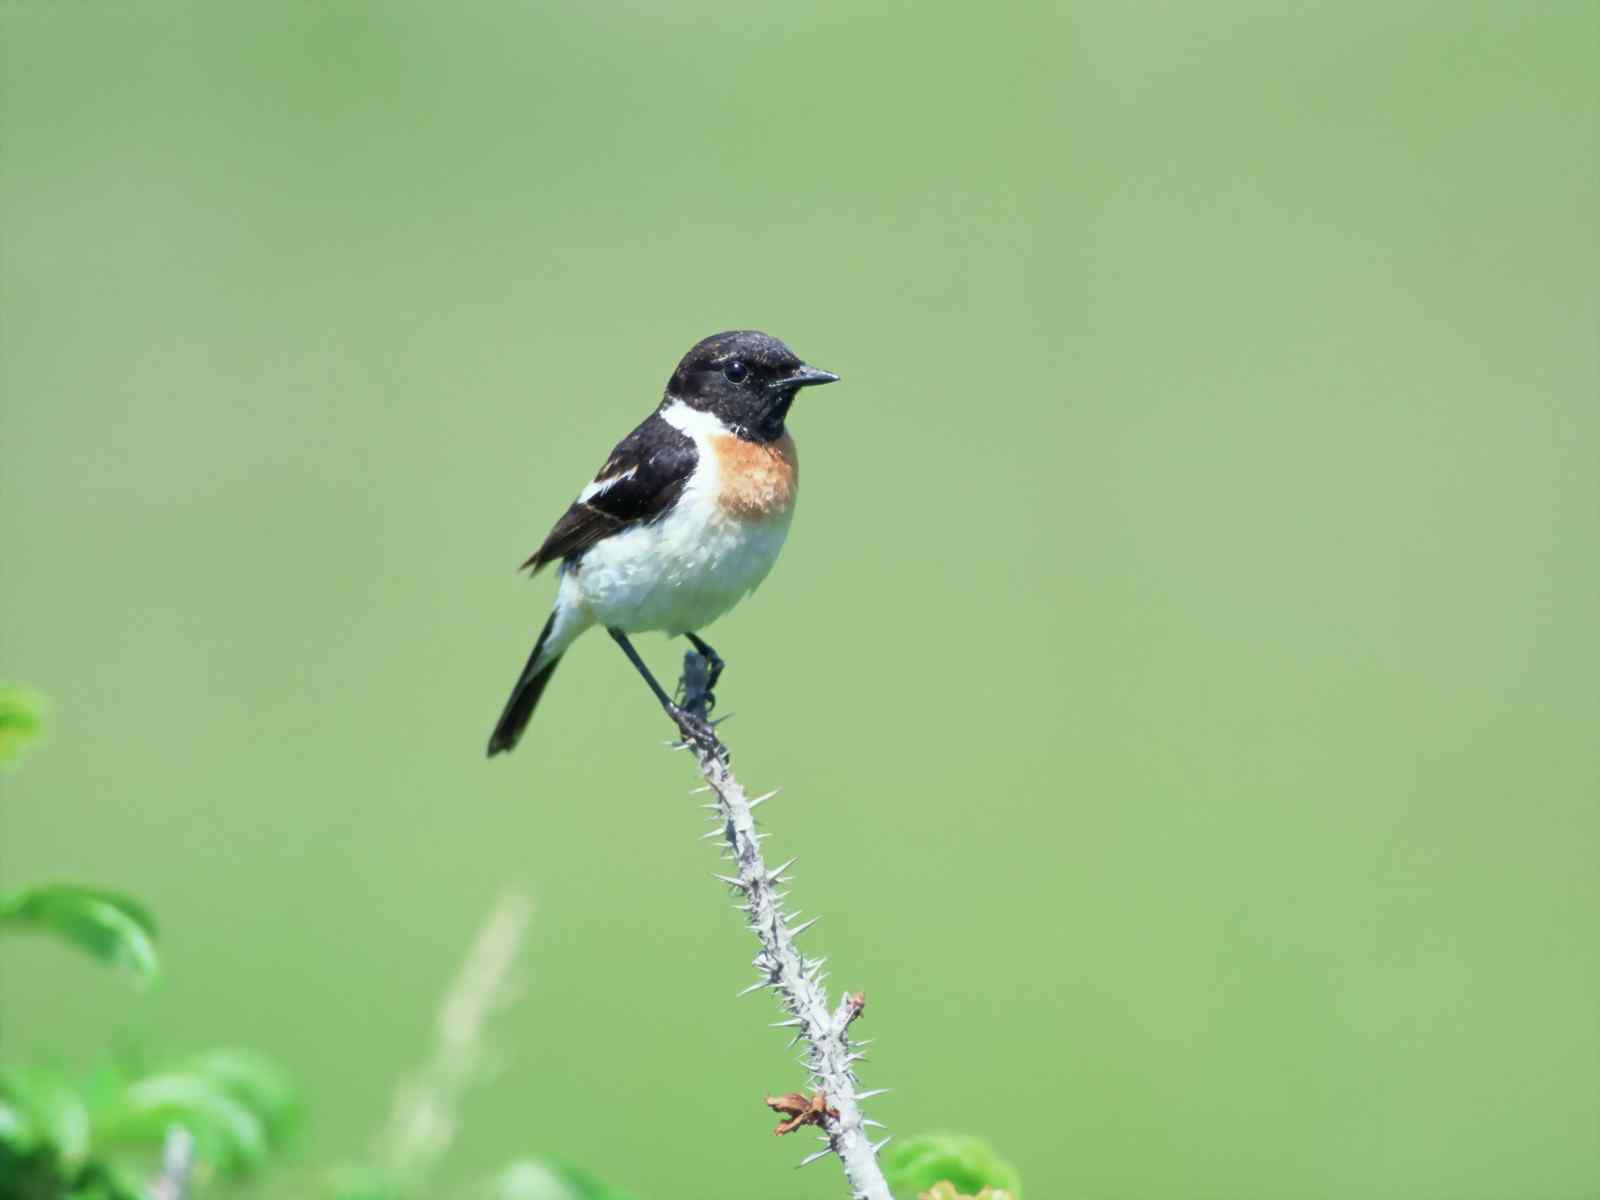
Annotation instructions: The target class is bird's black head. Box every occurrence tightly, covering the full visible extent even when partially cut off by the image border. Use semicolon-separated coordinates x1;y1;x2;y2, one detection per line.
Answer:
665;330;839;442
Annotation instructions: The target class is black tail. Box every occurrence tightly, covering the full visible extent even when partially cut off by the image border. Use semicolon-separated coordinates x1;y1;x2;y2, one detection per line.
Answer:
487;613;563;757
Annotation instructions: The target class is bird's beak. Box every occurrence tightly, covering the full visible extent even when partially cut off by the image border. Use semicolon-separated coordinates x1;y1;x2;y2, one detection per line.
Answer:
768;364;840;393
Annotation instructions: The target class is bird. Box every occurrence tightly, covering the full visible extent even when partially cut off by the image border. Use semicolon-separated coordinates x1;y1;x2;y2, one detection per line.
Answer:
487;330;839;756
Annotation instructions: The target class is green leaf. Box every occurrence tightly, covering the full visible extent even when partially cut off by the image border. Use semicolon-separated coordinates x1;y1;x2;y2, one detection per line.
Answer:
0;687;46;765
107;1072;268;1176
184;1048;300;1144
0;884;160;986
66;1162;150;1200
490;1158;635;1200
0;1139;66;1200
0;1097;39;1152
0;1067;92;1172
880;1132;1022;1200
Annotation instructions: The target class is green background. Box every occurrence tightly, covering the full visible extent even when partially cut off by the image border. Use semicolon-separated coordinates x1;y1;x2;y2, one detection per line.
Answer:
3;1;1596;1196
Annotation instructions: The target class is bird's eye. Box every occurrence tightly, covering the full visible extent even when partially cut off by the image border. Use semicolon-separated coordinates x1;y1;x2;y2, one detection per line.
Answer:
723;360;749;384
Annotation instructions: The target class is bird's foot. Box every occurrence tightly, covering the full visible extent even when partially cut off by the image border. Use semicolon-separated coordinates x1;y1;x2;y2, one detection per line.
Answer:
674;679;717;717
677;648;721;720
668;703;726;758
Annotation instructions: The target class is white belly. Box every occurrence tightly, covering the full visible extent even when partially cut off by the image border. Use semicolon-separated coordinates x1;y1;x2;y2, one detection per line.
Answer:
572;493;794;635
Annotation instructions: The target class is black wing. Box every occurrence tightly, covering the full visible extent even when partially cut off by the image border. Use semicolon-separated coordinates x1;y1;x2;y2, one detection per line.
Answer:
522;411;698;572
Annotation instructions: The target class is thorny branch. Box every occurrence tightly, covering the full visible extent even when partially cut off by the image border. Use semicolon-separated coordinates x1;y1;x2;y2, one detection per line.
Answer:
673;651;893;1200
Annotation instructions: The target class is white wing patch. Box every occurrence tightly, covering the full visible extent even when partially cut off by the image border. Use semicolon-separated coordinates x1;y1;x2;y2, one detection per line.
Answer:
577;463;638;504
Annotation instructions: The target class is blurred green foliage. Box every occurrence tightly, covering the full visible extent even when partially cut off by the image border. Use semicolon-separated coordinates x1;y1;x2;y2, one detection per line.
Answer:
881;1134;1022;1200
0;700;302;1197
0;1050;302;1197
0;886;160;988
0;697;652;1199
3;1;1597;1198
320;1156;636;1200
0;688;46;766
5;1052;297;1181
487;1159;637;1200
321;1157;639;1200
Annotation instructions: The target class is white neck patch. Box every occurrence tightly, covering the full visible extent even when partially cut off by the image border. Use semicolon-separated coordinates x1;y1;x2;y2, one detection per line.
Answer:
660;399;732;442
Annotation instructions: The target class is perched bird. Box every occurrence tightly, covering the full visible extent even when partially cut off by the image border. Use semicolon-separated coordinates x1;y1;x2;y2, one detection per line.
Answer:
488;330;839;756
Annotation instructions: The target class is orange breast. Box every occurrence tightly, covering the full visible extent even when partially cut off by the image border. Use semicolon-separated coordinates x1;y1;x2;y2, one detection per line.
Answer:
711;432;799;521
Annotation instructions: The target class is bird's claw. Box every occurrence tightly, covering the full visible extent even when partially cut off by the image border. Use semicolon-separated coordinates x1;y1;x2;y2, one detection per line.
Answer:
675;681;714;714
668;703;725;757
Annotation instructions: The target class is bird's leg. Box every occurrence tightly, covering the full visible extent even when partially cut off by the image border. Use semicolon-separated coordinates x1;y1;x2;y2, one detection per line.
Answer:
608;627;719;751
608;627;675;708
683;632;725;714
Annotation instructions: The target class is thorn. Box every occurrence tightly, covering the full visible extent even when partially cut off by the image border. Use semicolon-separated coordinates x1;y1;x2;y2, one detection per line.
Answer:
712;873;747;888
787;1032;806;1048
767;856;798;881
737;978;774;997
855;1088;891;1100
861;1118;886;1130
690;784;714;795
770;1017;804;1028
850;1039;875;1050
790;915;821;937
749;788;780;808
753;831;772;843
769;890;791;903
700;827;726;841
847;1052;868;1065
699;801;721;810
870;1135;893;1154
797;1147;833;1168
